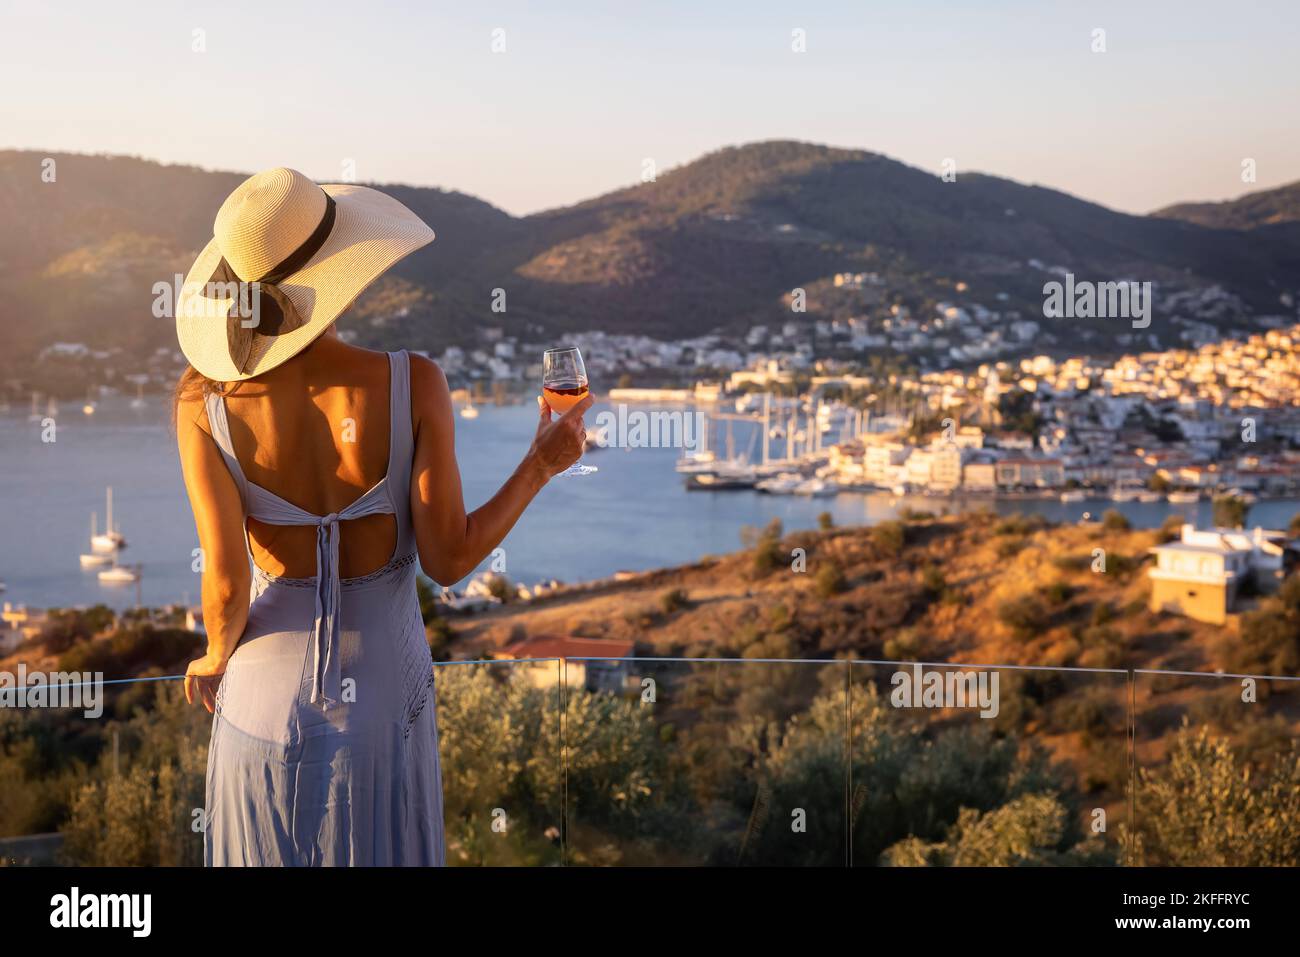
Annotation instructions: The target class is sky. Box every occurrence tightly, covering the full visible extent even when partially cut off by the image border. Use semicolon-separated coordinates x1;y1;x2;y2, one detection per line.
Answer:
3;0;1298;217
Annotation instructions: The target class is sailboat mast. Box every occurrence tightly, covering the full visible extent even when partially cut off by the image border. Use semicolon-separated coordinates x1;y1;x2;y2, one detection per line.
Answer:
762;393;770;467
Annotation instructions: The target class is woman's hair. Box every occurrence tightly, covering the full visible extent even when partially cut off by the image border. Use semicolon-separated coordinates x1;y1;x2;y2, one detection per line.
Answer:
172;365;237;431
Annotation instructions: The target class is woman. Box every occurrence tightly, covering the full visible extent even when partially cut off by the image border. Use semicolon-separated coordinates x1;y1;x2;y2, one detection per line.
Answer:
174;168;590;866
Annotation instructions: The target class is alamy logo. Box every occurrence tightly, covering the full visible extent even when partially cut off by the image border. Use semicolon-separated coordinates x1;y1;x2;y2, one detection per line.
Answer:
49;887;151;937
0;666;103;718
1042;273;1152;329
889;664;1000;719
591;405;703;450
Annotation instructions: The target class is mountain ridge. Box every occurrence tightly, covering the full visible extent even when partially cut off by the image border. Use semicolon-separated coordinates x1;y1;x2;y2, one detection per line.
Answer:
3;141;1299;391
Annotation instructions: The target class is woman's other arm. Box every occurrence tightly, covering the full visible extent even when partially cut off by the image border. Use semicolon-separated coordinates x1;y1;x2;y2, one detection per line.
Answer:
177;397;251;711
409;354;590;585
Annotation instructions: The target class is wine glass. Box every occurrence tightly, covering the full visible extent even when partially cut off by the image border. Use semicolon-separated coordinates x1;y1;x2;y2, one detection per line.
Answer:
542;346;597;477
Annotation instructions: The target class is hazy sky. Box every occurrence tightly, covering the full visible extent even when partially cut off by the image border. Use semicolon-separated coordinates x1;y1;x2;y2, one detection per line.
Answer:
4;0;1298;216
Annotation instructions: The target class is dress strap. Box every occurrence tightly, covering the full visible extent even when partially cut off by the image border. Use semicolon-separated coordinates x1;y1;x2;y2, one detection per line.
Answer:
386;351;413;481
385;351;415;551
204;391;249;509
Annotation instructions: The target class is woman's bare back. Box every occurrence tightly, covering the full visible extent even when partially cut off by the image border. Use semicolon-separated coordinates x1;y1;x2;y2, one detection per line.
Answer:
217;336;399;580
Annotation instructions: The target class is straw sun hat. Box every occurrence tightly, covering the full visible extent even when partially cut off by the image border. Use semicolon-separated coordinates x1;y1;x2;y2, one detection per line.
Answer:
175;167;435;381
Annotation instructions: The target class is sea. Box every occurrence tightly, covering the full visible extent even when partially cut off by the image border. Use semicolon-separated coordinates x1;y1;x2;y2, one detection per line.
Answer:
2;396;1296;611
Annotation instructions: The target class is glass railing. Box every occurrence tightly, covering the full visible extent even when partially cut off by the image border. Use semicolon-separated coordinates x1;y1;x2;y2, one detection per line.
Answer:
0;657;1296;866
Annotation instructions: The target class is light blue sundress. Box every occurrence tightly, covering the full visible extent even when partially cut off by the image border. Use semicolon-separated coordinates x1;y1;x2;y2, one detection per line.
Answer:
201;350;444;866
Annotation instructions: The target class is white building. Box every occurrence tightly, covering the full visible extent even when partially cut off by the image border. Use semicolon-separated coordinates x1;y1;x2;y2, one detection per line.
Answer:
1148;524;1292;624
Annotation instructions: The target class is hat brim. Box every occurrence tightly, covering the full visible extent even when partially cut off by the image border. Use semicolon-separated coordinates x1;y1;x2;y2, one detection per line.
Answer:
176;184;434;381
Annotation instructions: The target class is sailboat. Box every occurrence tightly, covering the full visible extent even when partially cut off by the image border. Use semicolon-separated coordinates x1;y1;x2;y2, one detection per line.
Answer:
82;388;97;416
27;392;43;423
80;512;113;566
459;399;479;419
98;557;140;584
90;487;127;552
130;383;147;410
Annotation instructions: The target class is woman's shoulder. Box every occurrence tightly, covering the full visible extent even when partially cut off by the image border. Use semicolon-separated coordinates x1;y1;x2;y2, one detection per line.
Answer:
407;351;449;400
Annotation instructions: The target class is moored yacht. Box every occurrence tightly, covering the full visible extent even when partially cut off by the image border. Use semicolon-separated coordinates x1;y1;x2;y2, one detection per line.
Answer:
90;487;127;552
98;561;141;584
755;472;802;494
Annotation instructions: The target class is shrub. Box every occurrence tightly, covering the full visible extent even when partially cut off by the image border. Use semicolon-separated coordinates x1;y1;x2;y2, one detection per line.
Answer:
1040;581;1073;606
749;518;785;575
996;538;1024;560
993;514;1046;537
997;594;1050;639
871;521;906;558
660;588;690;615
1101;509;1130;531
921;565;946;598
485;573;513;603
1212;495;1248;530
815;561;847;598
1134;727;1300;866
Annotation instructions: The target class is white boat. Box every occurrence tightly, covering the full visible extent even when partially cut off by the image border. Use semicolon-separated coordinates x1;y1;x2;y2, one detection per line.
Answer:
675;450;718;474
98;562;140;584
756;472;803;494
27;392;42;422
90;488;127;552
1136;490;1163;503
1167;490;1200;504
686;463;758;490
459;401;479;420
1111;485;1141;503
1060;489;1087;503
793;478;835;497
80;552;112;567
130;383;147;410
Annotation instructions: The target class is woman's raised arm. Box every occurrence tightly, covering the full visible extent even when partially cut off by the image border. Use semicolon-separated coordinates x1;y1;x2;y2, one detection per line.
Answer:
408;354;591;585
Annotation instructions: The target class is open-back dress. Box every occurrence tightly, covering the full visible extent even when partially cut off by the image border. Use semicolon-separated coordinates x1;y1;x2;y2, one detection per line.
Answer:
201;350;444;866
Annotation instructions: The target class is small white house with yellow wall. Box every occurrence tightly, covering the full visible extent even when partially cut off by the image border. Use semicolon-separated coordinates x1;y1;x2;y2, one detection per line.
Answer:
1148;524;1291;624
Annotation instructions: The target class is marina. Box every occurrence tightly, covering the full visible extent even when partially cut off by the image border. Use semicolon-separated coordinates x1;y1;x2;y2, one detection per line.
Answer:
2;394;1298;612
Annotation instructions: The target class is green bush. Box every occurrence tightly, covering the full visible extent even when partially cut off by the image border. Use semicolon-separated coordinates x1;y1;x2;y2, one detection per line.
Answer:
871;521;906;558
997;594;1051;639
1101;509;1130;531
660;588;690;615
814;561;847;598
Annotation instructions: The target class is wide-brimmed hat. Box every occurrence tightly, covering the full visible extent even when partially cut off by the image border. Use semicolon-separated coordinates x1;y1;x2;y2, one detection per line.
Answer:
175;167;434;381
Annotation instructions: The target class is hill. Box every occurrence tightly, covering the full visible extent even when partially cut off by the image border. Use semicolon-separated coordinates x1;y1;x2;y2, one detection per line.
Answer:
4;143;1300;391
1154;180;1300;230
